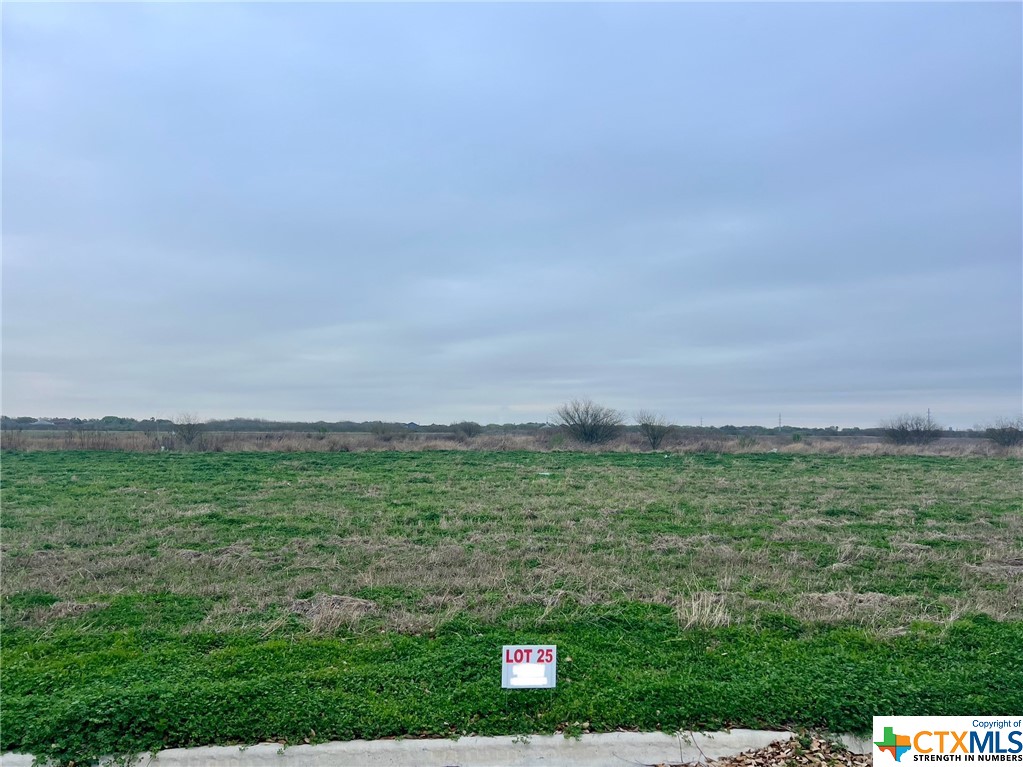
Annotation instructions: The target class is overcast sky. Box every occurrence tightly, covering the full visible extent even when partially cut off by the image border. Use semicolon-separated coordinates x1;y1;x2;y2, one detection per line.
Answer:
3;2;1020;428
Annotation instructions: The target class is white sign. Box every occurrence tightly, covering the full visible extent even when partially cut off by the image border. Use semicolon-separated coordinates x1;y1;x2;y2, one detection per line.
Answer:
502;645;556;689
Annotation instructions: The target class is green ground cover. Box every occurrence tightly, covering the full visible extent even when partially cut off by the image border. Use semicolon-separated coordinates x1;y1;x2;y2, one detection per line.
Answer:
2;450;1021;764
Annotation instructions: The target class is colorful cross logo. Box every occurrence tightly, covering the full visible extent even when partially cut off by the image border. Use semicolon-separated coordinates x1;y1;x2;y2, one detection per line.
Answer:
875;727;912;761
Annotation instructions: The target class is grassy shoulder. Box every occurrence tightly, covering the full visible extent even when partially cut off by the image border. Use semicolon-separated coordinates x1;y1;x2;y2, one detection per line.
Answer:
4;606;1022;765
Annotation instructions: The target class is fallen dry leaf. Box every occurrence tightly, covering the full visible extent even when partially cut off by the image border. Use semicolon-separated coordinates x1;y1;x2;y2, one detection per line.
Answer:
656;736;870;767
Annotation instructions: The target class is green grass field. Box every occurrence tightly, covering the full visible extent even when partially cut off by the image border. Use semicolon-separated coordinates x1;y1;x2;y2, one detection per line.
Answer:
2;450;1021;764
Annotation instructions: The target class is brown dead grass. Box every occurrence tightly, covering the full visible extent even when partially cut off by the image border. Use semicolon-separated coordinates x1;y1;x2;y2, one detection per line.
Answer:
28;600;107;623
289;594;378;633
6;429;1019;458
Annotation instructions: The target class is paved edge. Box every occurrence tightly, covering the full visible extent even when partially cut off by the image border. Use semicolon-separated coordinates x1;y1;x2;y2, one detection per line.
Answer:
1;729;872;767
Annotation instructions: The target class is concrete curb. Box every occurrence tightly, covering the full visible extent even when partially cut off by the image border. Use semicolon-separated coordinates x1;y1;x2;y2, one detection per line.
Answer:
1;729;871;767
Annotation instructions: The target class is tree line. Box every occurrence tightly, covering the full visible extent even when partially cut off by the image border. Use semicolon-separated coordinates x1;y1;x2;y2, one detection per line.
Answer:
4;408;1018;448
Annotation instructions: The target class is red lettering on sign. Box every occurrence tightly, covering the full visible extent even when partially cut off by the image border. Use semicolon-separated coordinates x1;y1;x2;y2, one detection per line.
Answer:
504;647;555;665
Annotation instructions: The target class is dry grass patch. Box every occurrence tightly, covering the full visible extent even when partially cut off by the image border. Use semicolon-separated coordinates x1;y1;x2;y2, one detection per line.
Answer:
673;591;733;629
30;600;107;622
793;591;918;623
289;594;377;633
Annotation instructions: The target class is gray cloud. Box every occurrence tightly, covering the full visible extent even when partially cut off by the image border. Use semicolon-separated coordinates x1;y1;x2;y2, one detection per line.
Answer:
3;2;1020;427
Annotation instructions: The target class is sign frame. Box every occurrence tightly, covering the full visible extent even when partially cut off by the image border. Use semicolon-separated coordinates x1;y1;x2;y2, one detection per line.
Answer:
501;645;557;689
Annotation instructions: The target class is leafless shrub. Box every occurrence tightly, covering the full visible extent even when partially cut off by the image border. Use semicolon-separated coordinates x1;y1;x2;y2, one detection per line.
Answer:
635;410;675;450
174;413;206;447
880;413;942;445
198;433;227;452
985;416;1023;447
369;422;404;443
733;435;760;451
1;428;26;451
555;399;624;445
451;421;483;440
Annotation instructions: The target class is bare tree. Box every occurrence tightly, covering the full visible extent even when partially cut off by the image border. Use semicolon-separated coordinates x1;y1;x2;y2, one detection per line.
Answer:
451;421;483;440
880;413;942;445
369;421;403;442
985;417;1023;447
635;410;675;450
174;413;205;447
555;399;624;445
